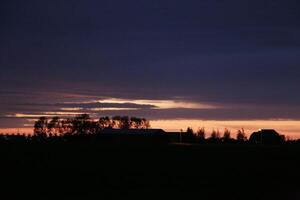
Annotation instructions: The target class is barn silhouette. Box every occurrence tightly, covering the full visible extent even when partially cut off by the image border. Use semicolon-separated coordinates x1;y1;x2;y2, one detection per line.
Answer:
249;129;285;144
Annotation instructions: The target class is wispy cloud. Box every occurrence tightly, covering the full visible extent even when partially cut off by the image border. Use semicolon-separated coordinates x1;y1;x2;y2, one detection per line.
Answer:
97;98;220;109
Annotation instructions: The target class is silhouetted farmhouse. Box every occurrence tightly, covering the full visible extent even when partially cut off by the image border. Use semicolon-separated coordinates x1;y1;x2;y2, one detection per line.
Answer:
249;129;285;144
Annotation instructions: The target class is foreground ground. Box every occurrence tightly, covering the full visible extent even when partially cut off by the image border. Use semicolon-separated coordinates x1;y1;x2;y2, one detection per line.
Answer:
0;142;300;199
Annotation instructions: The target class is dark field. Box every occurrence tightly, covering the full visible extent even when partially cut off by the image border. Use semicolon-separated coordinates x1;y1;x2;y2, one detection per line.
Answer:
1;142;300;199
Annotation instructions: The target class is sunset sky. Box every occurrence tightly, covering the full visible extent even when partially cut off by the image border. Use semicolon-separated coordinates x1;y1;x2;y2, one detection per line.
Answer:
1;0;300;137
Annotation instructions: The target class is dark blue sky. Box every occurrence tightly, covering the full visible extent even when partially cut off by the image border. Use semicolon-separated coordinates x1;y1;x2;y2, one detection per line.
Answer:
1;0;300;128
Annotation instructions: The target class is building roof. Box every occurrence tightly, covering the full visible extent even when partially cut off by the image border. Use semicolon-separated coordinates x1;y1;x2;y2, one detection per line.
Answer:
101;128;166;136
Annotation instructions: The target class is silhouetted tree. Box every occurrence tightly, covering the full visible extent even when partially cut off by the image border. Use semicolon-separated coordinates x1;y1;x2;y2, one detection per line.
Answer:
112;116;121;129
47;117;60;136
186;127;194;135
182;127;196;143
196;127;206;142
60;119;73;135
222;128;231;142
112;116;130;129
131;117;142;129
209;129;220;142
98;116;113;129
34;117;48;137
112;116;147;129
32;115;152;137
141;118;151;129
119;116;131;129
72;114;93;134
108;116;151;129
197;127;206;142
236;128;247;142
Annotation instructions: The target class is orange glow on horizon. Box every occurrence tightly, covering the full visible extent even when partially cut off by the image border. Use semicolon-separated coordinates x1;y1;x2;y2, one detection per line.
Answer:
0;128;33;135
1;119;300;139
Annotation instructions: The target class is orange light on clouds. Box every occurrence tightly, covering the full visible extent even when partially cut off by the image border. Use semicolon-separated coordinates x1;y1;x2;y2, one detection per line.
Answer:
60;107;83;111
44;112;85;115
6;113;58;118
89;108;140;111
7;112;85;118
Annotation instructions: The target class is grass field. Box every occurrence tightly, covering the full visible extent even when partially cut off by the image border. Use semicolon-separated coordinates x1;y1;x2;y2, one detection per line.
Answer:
1;142;300;199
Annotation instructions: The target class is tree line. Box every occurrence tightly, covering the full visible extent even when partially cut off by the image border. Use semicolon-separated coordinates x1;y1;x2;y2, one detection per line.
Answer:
34;114;151;137
31;116;252;143
183;127;248;143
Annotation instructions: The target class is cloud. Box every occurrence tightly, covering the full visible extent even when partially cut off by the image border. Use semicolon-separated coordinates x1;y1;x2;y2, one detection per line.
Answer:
1;0;300;129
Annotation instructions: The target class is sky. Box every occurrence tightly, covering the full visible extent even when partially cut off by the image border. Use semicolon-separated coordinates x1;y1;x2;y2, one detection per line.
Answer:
1;0;300;137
